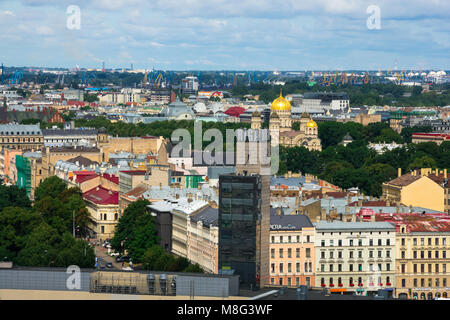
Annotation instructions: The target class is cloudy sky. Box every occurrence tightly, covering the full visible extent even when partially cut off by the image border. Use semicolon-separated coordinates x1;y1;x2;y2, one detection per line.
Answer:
0;0;449;70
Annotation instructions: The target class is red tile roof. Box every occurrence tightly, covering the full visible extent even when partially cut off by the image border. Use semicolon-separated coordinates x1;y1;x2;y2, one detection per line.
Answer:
83;186;118;205
224;106;245;117
102;173;119;184
75;173;98;184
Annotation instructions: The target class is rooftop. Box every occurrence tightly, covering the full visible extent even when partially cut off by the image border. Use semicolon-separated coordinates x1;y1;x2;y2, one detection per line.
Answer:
83;186;119;205
314;221;396;231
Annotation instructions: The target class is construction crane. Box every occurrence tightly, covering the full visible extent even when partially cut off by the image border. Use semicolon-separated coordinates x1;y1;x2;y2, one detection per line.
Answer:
339;72;348;85
142;72;148;87
363;72;370;84
154;72;164;88
9;71;23;85
349;73;356;85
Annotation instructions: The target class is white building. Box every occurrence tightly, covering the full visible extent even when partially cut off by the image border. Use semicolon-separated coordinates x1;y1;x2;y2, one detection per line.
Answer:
314;221;396;296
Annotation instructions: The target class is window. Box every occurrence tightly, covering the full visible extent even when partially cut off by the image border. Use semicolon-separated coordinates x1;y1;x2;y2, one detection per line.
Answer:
321;264;325;272
288;263;292;273
421;238;424;246
279;263;283;273
349;264;353;272
296;248;300;258
329;264;333;272
428;278;432;287
413;238;417;246
349;251;354;259
306;248;311;258
435;264;439;273
444;278;447;287
296;235;300;243
378;250;382;258
321;251;325;259
321;240;325;247
402;279;406;288
330;240;334;247
386;250;390;258
435;238;439;246
421;264;425;273
296;263;300;273
413;251;417;259
338;251;342;259
288;236;291;243
271;263;275;273
421;251;424;259
358;251;362;258
443;251;447;259
421;278;425;287
306;235;310;243
428;238;432;246
279;249;283;258
378;239;382;246
288;248;292;258
428;264;432;273
436;251;439;259
428;251;432;259
338;239;342;247
271;236;275;243
296;277;300;286
386;263;390;271
443;238;447;246
271;249;275;259
369;239;373;246
414;264;417;273
386;239;390;246
378;264;382;271
401;238;405;246
358;264;362;272
349;239;353;246
329;251;334;259
401;251;406;259
338;264;342;272
444;264;447;273
401;264;406;273
280;236;283;243
369;251;373;258
358;239;362;246
413;278;418;287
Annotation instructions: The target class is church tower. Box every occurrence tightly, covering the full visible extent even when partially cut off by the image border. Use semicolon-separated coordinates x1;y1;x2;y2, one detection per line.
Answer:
251;111;262;130
269;92;291;132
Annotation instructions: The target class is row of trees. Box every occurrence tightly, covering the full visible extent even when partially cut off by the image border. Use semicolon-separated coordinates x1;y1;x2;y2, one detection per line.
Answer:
111;200;203;273
0;176;95;267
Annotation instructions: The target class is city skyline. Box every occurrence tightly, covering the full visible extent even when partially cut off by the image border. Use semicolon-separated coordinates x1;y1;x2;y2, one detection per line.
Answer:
0;0;449;71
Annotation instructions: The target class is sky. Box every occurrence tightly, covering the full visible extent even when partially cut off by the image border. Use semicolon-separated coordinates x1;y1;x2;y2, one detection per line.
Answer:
0;0;449;71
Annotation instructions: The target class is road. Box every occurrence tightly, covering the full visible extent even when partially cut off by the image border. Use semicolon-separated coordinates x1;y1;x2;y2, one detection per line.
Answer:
94;245;126;270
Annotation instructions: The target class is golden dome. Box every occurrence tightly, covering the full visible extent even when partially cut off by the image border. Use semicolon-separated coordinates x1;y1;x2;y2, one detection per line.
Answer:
306;118;317;128
271;93;291;111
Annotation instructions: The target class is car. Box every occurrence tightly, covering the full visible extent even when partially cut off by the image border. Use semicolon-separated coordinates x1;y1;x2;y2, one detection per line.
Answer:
115;256;131;263
106;262;113;268
109;252;120;257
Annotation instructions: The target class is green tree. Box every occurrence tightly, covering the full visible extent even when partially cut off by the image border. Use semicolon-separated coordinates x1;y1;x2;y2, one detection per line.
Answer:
111;199;159;263
408;155;437;171
34;176;67;202
0;184;32;211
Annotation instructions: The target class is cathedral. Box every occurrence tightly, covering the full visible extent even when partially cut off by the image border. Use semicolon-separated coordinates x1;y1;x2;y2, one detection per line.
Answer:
251;92;322;151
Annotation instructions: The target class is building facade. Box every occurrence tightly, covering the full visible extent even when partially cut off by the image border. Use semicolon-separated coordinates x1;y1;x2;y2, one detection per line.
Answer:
314;221;396;296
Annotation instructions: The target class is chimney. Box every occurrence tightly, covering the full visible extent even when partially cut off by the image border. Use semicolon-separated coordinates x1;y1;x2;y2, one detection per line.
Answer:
320;208;326;221
398;168;402;177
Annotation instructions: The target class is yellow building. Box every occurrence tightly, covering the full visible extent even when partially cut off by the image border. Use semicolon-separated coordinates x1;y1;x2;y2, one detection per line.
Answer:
395;221;450;300
382;168;449;213
261;93;322;151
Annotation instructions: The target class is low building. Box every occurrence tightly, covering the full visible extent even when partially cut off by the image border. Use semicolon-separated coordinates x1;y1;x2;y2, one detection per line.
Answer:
412;132;450;145
314;221;396;297
0;124;43;151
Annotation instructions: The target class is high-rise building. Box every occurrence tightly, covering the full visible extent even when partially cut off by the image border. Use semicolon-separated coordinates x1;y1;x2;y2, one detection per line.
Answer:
218;127;272;289
218;173;263;288
181;76;199;94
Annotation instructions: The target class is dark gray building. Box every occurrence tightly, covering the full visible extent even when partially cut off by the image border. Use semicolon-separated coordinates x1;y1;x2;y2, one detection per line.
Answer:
218;173;263;289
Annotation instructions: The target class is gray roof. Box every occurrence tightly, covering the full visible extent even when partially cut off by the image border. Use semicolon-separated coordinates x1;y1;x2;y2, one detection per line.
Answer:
270;212;313;230
0;124;42;135
207;166;235;179
190;206;218;228
160;99;194;118
42;128;98;136
314;221;395;231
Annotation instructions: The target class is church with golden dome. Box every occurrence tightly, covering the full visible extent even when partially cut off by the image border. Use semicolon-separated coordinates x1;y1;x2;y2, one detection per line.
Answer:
252;92;322;151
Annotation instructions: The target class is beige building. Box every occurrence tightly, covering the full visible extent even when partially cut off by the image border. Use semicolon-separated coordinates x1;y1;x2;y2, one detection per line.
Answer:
382;168;449;213
395;221;450;300
314;221;396;296
171;198;210;258
41;146;103;179
0;124;44;151
83;186;119;241
186;207;219;273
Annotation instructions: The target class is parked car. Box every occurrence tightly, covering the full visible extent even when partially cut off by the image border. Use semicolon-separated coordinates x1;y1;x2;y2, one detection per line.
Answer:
106;262;113;269
115;256;131;263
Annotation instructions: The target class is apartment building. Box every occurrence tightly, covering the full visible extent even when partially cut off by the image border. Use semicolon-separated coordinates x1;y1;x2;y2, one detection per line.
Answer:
314;221;396;297
269;211;315;288
0;124;43;151
395;221;450;300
